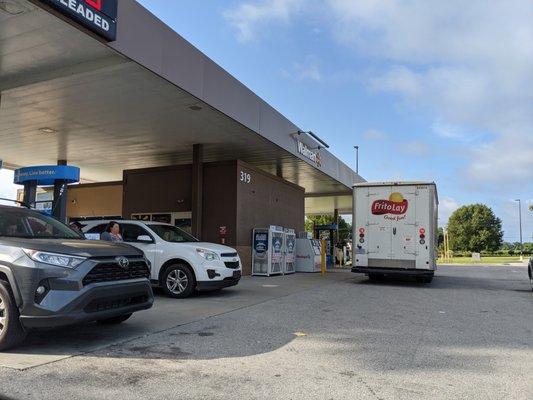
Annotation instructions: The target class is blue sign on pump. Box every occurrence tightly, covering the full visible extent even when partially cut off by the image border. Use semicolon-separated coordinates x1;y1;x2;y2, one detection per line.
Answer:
14;165;80;186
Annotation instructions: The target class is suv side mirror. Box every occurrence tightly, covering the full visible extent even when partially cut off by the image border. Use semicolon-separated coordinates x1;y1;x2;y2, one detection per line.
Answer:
136;235;153;243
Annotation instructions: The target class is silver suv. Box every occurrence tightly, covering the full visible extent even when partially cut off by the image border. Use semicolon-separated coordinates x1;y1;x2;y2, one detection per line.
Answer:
0;205;154;350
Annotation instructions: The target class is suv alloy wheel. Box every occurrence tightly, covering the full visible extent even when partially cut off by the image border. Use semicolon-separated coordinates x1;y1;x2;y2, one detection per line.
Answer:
162;264;195;298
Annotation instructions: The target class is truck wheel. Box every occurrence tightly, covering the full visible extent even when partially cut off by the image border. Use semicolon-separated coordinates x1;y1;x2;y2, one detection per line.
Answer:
161;264;195;298
368;273;384;281
0;280;26;351
416;275;433;284
97;313;132;325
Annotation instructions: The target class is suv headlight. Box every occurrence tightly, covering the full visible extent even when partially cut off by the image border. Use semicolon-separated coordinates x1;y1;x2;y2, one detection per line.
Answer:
23;249;86;269
196;248;220;261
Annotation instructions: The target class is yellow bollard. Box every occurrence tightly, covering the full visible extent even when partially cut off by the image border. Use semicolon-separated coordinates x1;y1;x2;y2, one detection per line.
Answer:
321;238;326;276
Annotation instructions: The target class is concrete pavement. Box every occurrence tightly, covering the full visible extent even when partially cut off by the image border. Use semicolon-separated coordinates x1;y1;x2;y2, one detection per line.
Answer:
0;270;348;369
0;265;531;399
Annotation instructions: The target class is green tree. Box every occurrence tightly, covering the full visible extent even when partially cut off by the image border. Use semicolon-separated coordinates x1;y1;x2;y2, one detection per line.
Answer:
523;242;533;255
447;204;503;252
305;215;352;242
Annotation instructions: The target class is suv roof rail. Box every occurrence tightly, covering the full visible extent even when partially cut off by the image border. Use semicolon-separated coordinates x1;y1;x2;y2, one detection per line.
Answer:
0;198;31;209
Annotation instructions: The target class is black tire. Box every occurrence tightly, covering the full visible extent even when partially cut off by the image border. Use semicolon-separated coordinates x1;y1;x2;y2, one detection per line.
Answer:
0;280;26;351
161;264;195;298
97;313;133;325
416;275;434;284
368;273;384;281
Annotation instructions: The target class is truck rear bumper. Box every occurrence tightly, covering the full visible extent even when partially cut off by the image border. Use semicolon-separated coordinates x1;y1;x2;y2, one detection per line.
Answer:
352;267;434;276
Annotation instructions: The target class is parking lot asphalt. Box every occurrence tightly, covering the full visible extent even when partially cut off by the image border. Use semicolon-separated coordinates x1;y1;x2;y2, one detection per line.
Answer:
0;265;531;400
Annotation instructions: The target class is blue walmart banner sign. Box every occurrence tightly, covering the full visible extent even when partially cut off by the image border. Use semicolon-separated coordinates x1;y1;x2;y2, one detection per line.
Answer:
14;166;80;186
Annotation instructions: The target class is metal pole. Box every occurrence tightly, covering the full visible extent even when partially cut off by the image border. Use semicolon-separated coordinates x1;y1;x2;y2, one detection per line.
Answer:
516;199;523;261
354;146;359;175
53;160;68;223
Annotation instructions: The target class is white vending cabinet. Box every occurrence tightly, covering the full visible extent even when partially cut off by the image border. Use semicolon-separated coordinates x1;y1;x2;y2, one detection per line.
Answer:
295;238;322;272
252;226;285;276
283;228;296;274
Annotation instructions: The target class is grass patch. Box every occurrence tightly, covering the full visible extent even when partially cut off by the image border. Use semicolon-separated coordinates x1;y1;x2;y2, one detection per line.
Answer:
438;256;524;265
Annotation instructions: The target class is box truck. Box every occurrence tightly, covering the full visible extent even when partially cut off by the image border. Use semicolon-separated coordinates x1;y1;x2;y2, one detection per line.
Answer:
352;182;438;283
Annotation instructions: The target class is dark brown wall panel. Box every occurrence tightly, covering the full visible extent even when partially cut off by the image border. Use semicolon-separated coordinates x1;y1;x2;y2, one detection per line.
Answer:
201;161;238;245
123;165;192;218
236;160;305;247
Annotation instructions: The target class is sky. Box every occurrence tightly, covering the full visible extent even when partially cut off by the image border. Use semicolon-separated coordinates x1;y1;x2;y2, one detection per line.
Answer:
1;0;532;242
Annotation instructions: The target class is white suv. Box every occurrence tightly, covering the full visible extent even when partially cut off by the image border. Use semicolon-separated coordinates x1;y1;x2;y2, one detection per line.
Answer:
82;220;242;298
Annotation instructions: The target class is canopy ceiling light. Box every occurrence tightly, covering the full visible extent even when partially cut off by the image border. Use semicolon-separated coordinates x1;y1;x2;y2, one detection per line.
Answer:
290;130;330;149
39;127;57;134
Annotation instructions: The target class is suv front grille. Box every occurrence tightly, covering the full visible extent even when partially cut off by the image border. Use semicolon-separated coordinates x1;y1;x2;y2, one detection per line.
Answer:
224;261;240;269
84;294;149;313
221;252;238;258
83;260;150;286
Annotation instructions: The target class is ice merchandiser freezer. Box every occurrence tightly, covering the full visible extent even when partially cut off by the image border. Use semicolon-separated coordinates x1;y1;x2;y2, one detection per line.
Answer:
252;226;285;276
283;228;296;274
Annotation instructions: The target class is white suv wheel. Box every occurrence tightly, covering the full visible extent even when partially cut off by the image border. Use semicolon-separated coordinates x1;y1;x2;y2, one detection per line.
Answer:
167;269;189;294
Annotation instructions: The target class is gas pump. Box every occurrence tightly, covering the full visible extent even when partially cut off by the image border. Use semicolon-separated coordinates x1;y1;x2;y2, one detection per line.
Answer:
313;224;337;268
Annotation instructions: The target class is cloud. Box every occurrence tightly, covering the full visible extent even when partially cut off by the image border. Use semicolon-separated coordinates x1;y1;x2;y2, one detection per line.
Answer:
223;0;304;42
401;140;430;157
467;132;533;184
369;65;422;97
431;120;468;140
327;0;533;187
281;55;322;82
439;196;460;226
362;129;388;140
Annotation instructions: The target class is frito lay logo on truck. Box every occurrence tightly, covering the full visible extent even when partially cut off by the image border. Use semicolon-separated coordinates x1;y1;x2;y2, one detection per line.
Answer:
371;192;408;215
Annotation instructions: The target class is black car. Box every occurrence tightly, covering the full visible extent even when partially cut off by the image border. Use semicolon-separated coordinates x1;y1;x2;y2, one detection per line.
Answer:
0;205;154;350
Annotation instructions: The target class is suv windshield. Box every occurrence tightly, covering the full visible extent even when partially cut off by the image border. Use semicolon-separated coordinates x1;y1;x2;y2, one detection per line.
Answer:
0;208;83;239
149;224;199;243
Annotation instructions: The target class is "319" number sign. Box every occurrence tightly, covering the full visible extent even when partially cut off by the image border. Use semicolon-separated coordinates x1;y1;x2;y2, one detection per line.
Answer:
240;171;251;184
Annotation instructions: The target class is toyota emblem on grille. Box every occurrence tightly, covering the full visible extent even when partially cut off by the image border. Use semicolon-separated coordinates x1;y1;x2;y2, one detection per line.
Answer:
116;257;129;269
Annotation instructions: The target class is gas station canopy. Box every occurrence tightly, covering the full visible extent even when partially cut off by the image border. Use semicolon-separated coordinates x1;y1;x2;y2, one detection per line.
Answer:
0;0;364;214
